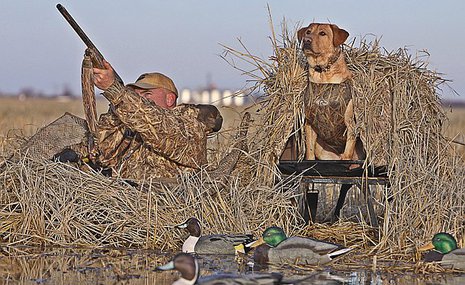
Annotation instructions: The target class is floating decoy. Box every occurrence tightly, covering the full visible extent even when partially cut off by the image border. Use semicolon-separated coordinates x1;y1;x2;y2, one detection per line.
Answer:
249;226;353;266
419;232;465;270
175;217;254;255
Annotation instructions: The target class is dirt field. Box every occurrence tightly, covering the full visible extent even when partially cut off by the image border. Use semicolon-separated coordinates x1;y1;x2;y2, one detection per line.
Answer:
442;106;465;159
0;96;247;155
0;96;464;157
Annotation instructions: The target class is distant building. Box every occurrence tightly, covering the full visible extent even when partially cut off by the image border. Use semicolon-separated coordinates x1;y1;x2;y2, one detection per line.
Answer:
178;88;250;106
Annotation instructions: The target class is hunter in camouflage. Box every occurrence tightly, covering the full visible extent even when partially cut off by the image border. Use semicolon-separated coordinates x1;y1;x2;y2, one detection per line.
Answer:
19;60;223;181
92;63;222;179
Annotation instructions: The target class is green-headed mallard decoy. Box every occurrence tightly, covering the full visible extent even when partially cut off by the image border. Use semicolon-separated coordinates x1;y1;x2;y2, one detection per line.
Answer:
175;217;254;255
249;226;353;266
418;232;465;270
156;252;284;285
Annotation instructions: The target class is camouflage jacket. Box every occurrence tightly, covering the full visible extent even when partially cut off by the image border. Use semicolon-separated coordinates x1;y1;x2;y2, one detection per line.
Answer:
93;80;210;179
305;81;354;153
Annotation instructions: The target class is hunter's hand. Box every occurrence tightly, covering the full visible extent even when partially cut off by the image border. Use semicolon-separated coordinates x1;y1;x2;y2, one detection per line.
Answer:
93;60;115;90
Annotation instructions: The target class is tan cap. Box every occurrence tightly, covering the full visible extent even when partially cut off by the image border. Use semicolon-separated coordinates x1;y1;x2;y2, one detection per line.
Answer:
127;72;178;96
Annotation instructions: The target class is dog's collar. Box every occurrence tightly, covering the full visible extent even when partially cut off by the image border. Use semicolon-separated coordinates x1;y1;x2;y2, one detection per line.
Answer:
310;48;342;73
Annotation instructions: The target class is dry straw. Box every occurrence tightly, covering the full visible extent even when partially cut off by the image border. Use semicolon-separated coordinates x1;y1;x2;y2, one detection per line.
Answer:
0;150;304;251
1;13;465;273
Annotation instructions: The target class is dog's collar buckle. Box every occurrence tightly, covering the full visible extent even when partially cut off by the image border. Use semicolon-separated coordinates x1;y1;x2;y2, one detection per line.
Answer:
314;65;323;73
310;48;342;73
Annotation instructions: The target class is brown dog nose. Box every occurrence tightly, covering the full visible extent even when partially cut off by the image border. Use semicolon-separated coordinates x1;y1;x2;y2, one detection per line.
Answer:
303;40;312;50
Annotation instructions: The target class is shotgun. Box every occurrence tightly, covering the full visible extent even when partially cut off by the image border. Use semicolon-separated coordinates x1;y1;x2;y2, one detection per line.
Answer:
57;3;123;158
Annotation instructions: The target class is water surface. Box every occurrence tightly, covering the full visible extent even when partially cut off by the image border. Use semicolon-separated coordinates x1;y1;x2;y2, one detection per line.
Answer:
0;248;464;284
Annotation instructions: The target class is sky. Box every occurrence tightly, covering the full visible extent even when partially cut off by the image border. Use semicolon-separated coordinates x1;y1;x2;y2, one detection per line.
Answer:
1;0;465;101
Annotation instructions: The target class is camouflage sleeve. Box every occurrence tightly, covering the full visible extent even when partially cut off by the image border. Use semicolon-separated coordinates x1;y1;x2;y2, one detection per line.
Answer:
102;80;208;168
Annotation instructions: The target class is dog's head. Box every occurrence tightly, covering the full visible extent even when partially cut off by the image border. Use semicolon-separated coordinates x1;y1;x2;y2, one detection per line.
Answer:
195;104;223;134
297;23;349;63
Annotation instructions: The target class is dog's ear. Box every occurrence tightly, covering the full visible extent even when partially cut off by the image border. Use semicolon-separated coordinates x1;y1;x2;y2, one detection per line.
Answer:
330;24;349;47
297;27;307;42
298;23;316;42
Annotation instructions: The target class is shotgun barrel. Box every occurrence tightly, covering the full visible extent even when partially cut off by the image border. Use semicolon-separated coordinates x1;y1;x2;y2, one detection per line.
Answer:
56;3;123;84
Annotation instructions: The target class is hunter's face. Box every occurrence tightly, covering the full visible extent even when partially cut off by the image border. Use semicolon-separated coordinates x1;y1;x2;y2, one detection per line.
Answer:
134;87;176;109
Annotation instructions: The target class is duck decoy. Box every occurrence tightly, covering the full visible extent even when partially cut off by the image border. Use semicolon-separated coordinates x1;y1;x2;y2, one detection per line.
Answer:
175;217;254;255
419;232;465;270
156;252;284;285
249;226;353;266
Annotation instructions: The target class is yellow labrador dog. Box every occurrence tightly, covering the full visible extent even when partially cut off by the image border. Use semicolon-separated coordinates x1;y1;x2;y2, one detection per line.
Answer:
297;23;362;161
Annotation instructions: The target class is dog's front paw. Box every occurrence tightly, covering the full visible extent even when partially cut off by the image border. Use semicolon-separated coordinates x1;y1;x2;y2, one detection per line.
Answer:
306;154;316;160
340;153;351;160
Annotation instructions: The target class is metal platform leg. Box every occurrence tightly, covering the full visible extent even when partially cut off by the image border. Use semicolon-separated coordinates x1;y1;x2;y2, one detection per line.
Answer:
308;183;318;222
298;182;318;224
334;184;353;219
298;182;310;224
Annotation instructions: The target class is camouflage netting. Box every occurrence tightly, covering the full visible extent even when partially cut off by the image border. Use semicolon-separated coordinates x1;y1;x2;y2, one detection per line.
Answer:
18;112;89;160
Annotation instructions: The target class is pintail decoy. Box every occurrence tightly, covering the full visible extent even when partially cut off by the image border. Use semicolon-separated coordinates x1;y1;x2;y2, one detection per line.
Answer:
419;232;465;270
175;217;255;255
249;226;353;266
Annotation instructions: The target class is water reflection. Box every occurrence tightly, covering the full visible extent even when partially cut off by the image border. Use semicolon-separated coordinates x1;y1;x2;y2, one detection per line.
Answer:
0;248;464;284
347;270;465;285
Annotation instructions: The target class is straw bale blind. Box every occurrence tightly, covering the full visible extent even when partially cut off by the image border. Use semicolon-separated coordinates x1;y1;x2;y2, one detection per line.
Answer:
222;19;465;256
0;110;305;250
0;157;303;249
